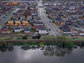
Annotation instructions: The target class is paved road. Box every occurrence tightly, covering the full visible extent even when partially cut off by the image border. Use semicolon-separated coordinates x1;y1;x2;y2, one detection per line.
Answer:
38;0;59;36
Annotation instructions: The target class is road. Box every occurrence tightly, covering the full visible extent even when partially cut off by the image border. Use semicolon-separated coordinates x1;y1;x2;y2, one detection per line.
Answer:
38;0;60;36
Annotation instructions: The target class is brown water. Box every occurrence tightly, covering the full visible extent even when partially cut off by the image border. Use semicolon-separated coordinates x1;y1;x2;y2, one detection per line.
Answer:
0;45;84;63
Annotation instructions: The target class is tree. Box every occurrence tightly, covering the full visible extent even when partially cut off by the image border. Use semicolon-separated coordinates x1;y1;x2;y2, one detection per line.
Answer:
57;36;67;41
32;34;41;39
22;36;27;39
10;17;14;20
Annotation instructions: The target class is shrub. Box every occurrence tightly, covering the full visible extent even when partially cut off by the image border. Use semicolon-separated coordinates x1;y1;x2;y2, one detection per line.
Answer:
22;36;27;39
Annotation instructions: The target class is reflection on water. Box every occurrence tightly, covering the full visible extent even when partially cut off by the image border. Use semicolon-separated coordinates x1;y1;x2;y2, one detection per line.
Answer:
21;45;73;56
0;46;14;52
0;45;84;63
42;46;72;56
0;45;72;57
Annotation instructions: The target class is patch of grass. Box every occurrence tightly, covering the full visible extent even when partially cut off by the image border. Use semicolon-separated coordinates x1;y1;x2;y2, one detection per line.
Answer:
70;38;84;41
41;35;57;39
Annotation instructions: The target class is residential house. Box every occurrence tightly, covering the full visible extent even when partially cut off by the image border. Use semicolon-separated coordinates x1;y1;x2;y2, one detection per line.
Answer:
0;29;11;33
59;25;71;32
34;22;44;26
24;28;31;33
14;27;23;32
38;28;48;35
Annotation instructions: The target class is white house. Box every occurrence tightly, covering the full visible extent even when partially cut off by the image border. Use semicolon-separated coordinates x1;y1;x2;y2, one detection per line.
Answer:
24;28;31;33
79;33;84;36
38;28;48;35
14;27;23;32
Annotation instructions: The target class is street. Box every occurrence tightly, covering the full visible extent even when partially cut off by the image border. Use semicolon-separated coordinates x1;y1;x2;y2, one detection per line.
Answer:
38;0;60;36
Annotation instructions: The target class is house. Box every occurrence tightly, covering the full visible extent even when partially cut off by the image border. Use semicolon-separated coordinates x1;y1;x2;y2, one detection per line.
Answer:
0;29;11;33
34;22;44;26
14;27;23;32
22;21;29;26
31;12;38;16
76;27;84;32
70;17;77;21
65;20;73;25
24;28;31;33
69;6;76;10
77;20;84;25
7;21;14;26
79;32;84;36
54;17;62;22
15;21;21;26
1;26;8;30
38;28;48;35
59;25;71;32
28;19;35;23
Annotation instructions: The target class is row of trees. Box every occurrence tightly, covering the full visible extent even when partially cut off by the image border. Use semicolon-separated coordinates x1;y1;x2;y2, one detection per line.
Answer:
16;34;41;40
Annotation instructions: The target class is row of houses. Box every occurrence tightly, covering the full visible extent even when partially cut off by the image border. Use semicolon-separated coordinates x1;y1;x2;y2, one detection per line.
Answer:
6;21;30;26
0;26;32;33
0;21;48;35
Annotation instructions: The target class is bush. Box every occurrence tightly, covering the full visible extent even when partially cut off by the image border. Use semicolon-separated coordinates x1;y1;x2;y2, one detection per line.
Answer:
0;40;7;47
56;36;73;48
65;42;73;48
57;36;67;41
16;37;22;40
32;34;41;39
22;36;27;39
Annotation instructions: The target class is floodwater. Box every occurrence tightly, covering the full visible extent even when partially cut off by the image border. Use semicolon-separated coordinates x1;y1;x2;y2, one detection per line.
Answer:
0;45;84;63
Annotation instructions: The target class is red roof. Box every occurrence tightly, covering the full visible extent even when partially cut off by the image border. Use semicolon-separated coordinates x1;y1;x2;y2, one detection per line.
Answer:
0;29;10;32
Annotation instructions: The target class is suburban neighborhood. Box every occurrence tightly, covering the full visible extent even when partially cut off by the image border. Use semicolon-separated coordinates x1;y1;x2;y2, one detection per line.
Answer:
0;0;84;40
0;0;84;63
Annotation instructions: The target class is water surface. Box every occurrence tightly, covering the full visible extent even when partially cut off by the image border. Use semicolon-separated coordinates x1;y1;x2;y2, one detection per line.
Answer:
0;45;84;63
